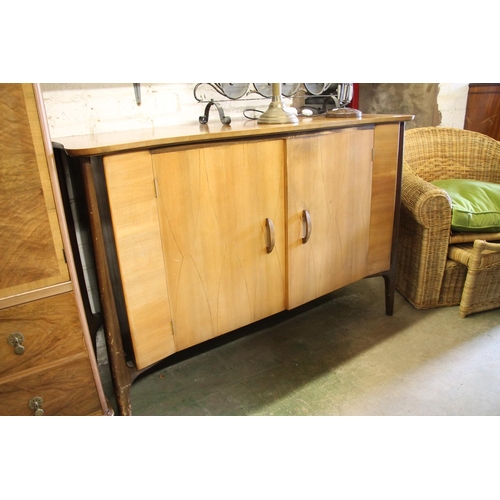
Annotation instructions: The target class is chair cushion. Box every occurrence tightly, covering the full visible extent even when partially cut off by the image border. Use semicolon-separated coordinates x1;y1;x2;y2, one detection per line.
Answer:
432;179;500;232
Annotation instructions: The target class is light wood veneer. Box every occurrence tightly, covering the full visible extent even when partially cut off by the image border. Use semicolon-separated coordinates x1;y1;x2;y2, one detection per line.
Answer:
286;127;374;309
57;112;412;415
153;139;286;352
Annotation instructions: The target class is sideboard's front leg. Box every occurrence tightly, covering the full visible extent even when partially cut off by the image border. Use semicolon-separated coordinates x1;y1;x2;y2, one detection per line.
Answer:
383;273;395;316
81;156;135;416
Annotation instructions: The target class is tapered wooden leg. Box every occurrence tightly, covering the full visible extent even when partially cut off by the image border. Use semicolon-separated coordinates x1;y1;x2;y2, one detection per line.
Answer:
103;324;133;416
81;157;134;416
383;273;395;316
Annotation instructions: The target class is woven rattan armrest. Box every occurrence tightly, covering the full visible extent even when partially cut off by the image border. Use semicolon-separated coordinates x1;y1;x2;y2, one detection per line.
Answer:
401;163;452;228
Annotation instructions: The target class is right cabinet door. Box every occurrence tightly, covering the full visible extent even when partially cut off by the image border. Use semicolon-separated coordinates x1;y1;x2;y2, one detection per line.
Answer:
286;127;374;309
153;139;286;351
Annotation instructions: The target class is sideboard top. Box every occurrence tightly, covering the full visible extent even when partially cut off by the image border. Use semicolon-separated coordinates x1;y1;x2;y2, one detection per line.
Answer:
53;113;414;157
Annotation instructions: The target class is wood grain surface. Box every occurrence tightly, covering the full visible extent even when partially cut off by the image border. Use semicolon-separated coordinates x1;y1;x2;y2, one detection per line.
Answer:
153;139;286;351
0;353;101;416
56;114;414;157
464;84;500;141
366;123;400;275
286;128;374;309
0;84;68;299
0;292;86;378
104;151;176;370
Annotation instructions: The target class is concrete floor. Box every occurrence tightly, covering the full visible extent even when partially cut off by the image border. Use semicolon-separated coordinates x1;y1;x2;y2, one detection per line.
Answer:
99;277;500;416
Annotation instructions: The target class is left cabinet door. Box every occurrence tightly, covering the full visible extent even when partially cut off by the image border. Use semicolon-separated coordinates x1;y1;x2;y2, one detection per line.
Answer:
152;139;286;351
0;84;69;299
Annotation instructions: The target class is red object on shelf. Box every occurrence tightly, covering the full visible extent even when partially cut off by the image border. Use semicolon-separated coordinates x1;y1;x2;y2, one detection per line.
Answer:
351;83;359;110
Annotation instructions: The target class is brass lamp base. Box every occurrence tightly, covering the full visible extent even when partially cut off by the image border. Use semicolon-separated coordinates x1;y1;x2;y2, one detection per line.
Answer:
258;83;299;125
258;102;299;124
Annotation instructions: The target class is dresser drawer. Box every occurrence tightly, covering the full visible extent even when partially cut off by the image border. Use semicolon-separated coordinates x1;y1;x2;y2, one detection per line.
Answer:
0;354;102;416
0;292;87;378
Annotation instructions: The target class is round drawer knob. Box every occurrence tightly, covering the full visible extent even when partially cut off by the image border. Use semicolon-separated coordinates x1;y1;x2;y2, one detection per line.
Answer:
7;332;25;355
28;397;44;416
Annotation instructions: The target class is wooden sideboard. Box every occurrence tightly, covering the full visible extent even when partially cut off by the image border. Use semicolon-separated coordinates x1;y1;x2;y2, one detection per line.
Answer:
0;84;111;416
55;113;413;415
464;83;500;141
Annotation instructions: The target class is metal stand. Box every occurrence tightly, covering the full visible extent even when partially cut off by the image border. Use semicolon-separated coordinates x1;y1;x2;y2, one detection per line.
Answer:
199;100;231;125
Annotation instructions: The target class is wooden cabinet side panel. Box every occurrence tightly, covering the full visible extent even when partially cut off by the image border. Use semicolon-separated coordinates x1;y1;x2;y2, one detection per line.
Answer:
153;140;286;351
366;123;400;275
286;129;373;309
103;152;175;370
0;84;69;299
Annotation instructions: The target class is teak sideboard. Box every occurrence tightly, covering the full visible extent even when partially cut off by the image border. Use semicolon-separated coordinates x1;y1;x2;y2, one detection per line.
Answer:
55;113;413;415
0;84;111;416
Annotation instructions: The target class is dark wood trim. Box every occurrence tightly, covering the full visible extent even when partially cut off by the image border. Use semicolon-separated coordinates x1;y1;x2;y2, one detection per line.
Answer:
52;145;103;350
383;121;406;316
80;157;136;416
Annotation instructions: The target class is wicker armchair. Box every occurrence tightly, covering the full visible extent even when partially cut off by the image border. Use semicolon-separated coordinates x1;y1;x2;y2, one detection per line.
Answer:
396;127;500;310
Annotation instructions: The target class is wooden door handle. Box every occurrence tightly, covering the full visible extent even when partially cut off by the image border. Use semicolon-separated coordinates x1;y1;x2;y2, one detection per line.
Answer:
302;209;312;244
266;218;275;253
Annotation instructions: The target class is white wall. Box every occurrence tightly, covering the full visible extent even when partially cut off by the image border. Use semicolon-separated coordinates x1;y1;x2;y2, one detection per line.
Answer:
437;83;469;127
41;83;470;139
41;83;292;139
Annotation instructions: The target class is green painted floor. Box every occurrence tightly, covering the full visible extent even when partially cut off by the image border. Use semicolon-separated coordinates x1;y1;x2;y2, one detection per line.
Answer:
99;277;500;416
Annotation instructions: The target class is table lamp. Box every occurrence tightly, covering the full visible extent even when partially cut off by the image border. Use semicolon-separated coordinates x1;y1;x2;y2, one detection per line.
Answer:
257;83;299;124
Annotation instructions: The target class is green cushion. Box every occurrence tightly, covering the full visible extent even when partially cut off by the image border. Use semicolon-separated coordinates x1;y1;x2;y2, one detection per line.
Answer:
432;179;500;232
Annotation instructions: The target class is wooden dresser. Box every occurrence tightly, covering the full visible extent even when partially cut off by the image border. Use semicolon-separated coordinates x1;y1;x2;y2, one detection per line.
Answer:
464;83;500;140
0;84;111;416
55;112;413;415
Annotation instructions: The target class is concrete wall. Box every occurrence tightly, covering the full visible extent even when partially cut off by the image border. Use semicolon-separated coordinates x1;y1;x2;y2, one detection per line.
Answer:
359;83;440;129
358;83;469;129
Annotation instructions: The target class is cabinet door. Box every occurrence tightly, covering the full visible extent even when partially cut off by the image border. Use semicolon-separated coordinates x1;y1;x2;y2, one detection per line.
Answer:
286;128;374;309
104;151;176;370
0;84;69;300
153;140;286;351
